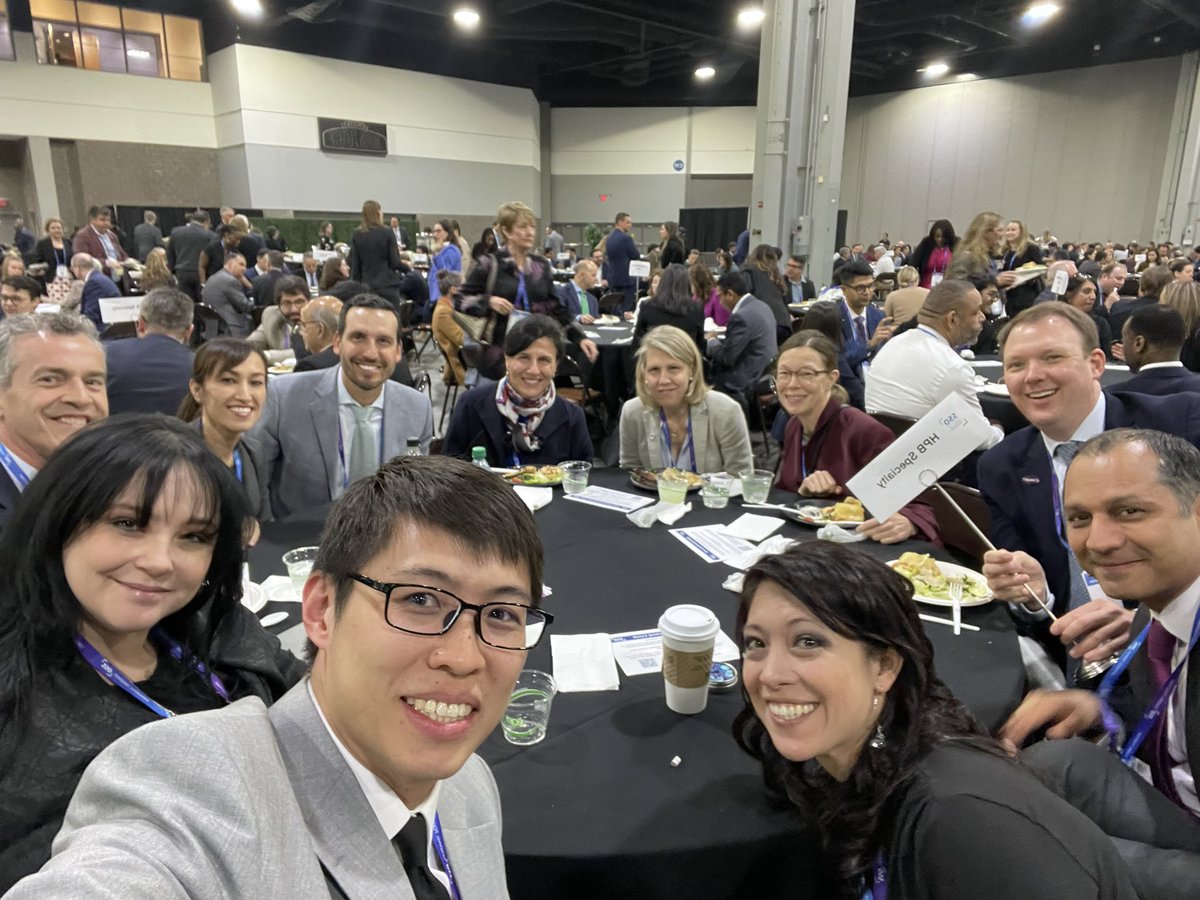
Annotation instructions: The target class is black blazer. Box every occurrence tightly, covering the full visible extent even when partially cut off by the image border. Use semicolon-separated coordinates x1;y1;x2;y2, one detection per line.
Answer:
32;237;70;281
633;300;705;353
105;334;194;417
659;238;686;268
1108;296;1157;338
167;223;217;273
349;226;402;291
442;381;593;467
1114;366;1200;396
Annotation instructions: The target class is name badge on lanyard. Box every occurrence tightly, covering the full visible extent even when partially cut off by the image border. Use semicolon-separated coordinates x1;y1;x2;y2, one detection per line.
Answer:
930;272;944;288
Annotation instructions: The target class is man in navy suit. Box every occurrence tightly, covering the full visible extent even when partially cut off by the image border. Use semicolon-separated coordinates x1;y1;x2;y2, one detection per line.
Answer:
70;253;121;331
603;212;640;313
981;302;1200;675
706;271;777;400
1115;306;1200;396
104;287;194;416
556;260;600;323
837;260;893;380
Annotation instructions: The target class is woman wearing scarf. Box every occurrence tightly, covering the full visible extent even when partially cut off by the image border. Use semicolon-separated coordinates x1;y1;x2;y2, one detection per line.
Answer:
442;315;593;467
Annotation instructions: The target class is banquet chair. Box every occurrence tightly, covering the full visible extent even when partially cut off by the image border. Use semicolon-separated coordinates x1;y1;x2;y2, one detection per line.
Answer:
100;321;137;341
921;481;991;566
413;322;435;360
597;292;626;314
870;411;916;439
192;304;228;346
414;371;432;397
434;340;462;435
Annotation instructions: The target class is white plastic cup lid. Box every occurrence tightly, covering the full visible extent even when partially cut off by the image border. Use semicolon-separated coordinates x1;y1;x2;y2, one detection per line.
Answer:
658;604;720;641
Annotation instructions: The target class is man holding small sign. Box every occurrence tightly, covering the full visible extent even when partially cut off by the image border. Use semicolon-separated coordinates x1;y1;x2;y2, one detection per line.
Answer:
979;303;1200;675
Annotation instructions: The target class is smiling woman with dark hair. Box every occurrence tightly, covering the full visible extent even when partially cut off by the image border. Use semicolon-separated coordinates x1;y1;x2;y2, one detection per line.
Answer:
733;542;1138;899
0;415;304;892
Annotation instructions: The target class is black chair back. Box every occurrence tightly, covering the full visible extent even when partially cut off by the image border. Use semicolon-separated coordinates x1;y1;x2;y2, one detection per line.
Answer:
869;410;917;439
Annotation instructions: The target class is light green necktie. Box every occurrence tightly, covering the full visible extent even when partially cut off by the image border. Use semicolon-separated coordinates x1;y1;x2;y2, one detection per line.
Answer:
347;404;377;482
578;288;591;318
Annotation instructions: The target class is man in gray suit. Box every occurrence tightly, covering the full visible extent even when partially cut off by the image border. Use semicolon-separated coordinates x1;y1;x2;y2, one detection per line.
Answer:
7;455;549;899
252;293;433;520
132;210;164;263
705;271;778;399
200;251;254;337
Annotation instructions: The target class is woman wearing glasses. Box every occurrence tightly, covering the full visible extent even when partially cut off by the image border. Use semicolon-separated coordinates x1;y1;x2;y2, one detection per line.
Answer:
774;331;939;544
0;415;304;892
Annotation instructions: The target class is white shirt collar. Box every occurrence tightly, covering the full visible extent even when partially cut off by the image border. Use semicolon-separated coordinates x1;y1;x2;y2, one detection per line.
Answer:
841;297;868;321
915;324;950;346
337;372;386;410
306;681;441;841
1139;361;1185;371
1155;574;1200;644
731;293;752;316
1041;392;1107;458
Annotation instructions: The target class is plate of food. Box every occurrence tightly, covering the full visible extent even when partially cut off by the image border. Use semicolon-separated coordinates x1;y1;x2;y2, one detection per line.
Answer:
792;497;866;527
594;314;622;326
628;467;704;493
505;465;564;486
888;553;992;607
268;359;297;375
1008;265;1047;286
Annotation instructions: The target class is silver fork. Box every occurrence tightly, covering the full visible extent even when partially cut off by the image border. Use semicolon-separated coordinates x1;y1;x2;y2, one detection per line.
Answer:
948;575;964;636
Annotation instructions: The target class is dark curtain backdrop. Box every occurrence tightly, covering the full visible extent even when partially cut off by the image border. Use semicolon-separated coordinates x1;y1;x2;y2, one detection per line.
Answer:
679;207;748;255
111;207;264;241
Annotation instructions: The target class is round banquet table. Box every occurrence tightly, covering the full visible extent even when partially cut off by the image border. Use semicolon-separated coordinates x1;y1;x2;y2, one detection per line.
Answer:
249;468;1024;900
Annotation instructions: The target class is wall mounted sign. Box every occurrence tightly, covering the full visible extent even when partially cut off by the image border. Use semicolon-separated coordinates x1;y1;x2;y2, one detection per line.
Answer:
318;119;388;156
673;160;685;172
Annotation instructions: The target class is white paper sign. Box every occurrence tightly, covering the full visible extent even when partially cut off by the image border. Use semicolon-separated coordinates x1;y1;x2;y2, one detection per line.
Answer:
628;260;651;278
846;393;992;522
1051;268;1069;295
98;296;141;324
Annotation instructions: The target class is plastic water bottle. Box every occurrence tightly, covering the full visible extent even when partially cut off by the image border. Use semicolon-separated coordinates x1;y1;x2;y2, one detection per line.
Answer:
405;437;421;457
471;446;490;470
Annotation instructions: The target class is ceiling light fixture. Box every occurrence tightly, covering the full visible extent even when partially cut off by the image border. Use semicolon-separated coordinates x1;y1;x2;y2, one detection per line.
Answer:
695;65;716;80
736;6;766;29
126;47;152;58
230;0;264;18
919;61;950;77
453;7;481;29
1021;2;1060;27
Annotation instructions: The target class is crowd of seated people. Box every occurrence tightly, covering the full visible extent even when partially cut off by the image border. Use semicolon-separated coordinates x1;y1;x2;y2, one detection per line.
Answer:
5;197;1200;897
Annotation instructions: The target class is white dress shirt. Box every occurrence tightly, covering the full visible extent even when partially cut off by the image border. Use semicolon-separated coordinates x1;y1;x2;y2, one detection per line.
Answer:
0;440;37;491
336;375;385;496
864;325;1003;449
1153;575;1200;815
307;682;452;890
1138;361;1186;371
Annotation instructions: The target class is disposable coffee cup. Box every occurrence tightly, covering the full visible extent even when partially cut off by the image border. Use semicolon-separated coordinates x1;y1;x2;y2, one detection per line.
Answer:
658;604;721;714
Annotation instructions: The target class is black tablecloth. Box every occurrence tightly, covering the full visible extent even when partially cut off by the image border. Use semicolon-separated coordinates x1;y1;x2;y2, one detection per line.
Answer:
971;356;1134;433
249;469;1023;900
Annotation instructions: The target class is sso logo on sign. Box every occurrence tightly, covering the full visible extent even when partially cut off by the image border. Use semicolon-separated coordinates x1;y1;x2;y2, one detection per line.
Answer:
940;412;965;431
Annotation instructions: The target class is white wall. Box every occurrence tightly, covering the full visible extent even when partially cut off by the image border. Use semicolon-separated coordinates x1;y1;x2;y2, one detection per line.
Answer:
841;56;1181;244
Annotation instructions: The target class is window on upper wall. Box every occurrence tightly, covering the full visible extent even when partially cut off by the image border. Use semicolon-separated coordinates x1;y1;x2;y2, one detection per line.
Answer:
29;0;204;81
0;1;15;61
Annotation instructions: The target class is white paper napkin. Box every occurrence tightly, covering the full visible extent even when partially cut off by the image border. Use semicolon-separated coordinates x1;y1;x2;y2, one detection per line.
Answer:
550;634;621;692
724;513;785;543
626;500;691;528
723;534;798;571
513;485;553;512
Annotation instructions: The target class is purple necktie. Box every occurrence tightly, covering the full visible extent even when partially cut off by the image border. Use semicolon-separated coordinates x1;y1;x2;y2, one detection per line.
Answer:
1144;620;1188;810
855;316;868;346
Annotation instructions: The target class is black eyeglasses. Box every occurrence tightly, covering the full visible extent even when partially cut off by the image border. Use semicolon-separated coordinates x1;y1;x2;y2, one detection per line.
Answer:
348;574;553;651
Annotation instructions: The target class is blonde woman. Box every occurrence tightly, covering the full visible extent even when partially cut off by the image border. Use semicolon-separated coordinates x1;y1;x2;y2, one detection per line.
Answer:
883;266;928;324
999;219;1045;316
619;324;753;475
1162;280;1200;371
139;247;177;292
946;211;1002;281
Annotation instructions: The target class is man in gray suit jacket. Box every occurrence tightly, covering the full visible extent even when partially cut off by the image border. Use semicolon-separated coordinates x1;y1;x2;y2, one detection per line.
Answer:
200;251;254;337
252;294;433;520
705;271;778;399
7;456;553;899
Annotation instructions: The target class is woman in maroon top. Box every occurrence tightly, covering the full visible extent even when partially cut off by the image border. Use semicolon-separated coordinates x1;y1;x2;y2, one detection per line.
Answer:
775;331;939;544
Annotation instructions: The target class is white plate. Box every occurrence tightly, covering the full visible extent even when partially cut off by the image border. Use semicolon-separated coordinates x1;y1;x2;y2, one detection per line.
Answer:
241;581;267;613
981;383;1010;396
793;505;862;528
888;559;993;608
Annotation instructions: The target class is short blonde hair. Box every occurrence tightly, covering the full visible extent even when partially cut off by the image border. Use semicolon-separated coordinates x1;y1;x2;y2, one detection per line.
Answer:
634;325;709;410
1161;280;1200;336
896;265;918;287
497;201;537;239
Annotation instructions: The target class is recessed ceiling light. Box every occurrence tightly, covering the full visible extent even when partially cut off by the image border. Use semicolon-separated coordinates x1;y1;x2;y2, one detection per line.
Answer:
453;7;481;29
695;65;716;80
919;61;950;77
1021;2;1059;27
230;0;263;17
737;6;766;29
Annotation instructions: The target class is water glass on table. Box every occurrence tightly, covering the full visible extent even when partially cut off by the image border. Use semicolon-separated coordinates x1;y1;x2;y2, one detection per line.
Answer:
657;470;690;505
282;546;319;599
740;469;774;505
700;473;732;509
502;670;557;745
560;460;592;494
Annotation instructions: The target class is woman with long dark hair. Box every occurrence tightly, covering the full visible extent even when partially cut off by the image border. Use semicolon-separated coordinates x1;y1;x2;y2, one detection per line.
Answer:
742;244;792;341
427;218;463;299
658;221;685;267
906;219;956;289
0;415;304;891
633;263;704;351
1061;275;1113;359
348;199;402;306
734;542;1137;899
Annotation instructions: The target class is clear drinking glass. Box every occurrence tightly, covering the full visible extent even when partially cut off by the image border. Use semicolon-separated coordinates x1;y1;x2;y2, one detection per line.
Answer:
701;473;732;509
560;460;592;494
282;546;319;598
740;469;774;504
502;670;557;745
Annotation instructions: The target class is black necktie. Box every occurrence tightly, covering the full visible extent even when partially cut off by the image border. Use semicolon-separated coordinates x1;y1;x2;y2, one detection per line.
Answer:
393;814;450;900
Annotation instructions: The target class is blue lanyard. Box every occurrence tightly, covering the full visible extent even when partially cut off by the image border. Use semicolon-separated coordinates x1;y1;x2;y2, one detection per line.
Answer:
232;447;243;484
0;442;31;491
430;813;461;900
336;406;386;488
74;627;231;718
1098;606;1200;764
53;245;67;267
658;409;697;472
861;851;888;900
516;271;530;311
